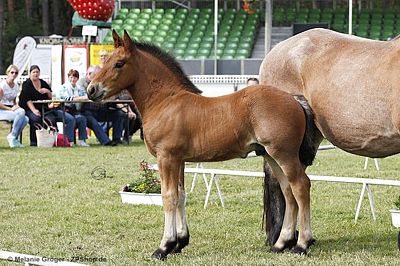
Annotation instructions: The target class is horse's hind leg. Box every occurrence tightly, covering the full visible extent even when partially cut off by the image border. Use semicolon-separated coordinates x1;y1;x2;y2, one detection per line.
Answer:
265;156;299;252
171;163;189;254
151;157;182;260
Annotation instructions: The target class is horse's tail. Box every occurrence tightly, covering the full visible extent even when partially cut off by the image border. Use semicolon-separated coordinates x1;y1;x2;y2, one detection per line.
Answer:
294;95;319;166
262;95;319;246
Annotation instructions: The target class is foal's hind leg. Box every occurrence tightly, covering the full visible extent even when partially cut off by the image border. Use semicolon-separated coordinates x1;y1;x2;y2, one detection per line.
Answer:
171;163;190;254
278;159;313;254
265;156;299;252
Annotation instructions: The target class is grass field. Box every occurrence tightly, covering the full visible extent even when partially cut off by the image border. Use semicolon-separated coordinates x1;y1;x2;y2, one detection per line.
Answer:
0;123;399;265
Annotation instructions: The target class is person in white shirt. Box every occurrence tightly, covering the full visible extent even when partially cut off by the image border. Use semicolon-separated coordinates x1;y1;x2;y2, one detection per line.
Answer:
0;64;28;147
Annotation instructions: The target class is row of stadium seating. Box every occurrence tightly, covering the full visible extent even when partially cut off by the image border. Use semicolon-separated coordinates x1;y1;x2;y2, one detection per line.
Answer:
103;8;260;59
274;6;400;40
103;7;400;59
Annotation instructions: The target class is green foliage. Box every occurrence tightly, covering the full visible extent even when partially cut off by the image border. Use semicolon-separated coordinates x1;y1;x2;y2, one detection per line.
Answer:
394;195;400;209
0;1;74;72
123;160;161;194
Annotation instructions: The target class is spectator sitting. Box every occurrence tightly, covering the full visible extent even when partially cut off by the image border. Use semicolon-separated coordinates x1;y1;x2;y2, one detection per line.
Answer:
78;65;124;146
0;64;29;148
55;69;90;147
246;77;259;86
18;65;70;146
117;91;144;142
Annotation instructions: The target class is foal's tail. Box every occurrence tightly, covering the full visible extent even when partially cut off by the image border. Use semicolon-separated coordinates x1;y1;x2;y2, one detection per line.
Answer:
263;95;319;246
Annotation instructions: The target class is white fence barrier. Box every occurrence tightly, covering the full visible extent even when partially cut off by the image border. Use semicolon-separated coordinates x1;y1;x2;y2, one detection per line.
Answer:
153;157;399;223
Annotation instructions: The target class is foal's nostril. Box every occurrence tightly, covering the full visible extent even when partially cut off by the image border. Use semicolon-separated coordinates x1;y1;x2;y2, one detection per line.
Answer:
87;85;96;97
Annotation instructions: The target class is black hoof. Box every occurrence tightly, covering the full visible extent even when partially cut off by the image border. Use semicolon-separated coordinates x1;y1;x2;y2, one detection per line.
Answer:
151;240;177;260
307;238;316;248
171;235;190;254
290;245;307;255
151;249;168;261
270;246;284;253
284;238;298;250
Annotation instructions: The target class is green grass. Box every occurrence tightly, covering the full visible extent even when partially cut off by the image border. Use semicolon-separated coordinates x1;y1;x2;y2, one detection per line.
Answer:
0;124;399;265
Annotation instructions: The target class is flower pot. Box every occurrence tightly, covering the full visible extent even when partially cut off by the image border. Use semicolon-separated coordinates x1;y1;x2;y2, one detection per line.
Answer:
390;209;400;228
119;191;162;206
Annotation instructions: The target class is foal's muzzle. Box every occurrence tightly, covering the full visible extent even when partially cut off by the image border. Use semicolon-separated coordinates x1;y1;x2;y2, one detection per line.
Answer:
87;83;105;102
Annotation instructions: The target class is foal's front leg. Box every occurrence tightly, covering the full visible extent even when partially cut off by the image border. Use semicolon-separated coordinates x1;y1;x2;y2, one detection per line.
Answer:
151;157;184;260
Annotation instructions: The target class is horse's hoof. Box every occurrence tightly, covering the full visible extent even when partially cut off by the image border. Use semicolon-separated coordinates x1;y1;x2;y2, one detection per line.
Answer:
283;238;298;250
307;238;316;248
270;246;284;253
151;249;168;261
290;245;308;255
171;235;190;254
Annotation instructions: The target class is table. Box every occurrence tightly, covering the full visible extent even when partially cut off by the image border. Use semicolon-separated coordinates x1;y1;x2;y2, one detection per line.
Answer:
31;99;134;145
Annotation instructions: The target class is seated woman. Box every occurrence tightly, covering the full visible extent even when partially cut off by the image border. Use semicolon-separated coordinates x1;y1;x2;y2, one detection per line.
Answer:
56;69;89;147
18;65;65;146
0;64;29;148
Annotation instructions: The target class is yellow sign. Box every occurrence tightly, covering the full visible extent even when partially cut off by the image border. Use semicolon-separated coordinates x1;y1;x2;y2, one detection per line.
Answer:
89;44;114;66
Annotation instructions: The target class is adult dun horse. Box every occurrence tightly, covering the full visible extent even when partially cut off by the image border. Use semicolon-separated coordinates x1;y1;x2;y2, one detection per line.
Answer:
87;30;319;260
260;28;400;247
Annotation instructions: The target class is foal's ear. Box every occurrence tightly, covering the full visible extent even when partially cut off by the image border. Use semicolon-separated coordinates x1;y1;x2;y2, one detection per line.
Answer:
123;30;136;53
112;30;123;48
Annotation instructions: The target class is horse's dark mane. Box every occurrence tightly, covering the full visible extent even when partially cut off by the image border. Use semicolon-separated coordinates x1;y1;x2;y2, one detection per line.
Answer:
133;40;202;94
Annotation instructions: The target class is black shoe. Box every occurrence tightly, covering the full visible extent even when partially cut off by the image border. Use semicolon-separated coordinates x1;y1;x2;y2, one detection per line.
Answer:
104;141;116;146
30;142;37;147
112;139;123;145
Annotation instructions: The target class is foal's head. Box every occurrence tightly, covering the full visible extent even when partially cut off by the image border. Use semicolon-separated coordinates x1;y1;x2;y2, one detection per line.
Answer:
87;30;201;102
87;30;137;101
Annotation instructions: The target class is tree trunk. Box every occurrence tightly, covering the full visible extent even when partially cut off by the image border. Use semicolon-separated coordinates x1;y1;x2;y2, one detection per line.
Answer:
25;0;33;19
0;0;3;72
6;0;13;21
42;0;49;35
52;0;60;34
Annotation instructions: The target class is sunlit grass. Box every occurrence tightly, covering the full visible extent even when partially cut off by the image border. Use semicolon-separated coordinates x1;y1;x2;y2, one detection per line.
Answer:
0;123;399;265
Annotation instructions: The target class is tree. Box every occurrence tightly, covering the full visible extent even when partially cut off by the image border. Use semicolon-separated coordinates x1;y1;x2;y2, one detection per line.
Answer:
42;0;49;36
0;0;74;73
0;0;3;72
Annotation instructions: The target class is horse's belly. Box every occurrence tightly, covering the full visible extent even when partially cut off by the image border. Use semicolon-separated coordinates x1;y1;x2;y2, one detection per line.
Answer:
315;112;400;158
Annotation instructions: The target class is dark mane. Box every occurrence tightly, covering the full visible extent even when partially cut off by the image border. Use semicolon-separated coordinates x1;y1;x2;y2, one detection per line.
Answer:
134;40;202;94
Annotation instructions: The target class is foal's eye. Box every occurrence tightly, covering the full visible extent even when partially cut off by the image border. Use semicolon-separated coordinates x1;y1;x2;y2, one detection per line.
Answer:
115;61;125;69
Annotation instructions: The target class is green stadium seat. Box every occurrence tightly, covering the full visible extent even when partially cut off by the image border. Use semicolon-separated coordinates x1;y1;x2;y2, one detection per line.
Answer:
179;30;192;39
127;13;139;20
175;42;188;49
119;8;129;14
135;24;145;31
130;8;140;14
165;9;176;15
142;8;152;14
139;13;151;20
200;42;213;49
141;36;152;42
187;42;200;50
163;42;175;51
164;13;174;20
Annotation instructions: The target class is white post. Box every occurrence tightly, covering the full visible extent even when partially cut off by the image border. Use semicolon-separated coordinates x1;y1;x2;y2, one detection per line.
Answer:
214;0;218;75
265;0;272;54
348;0;353;35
